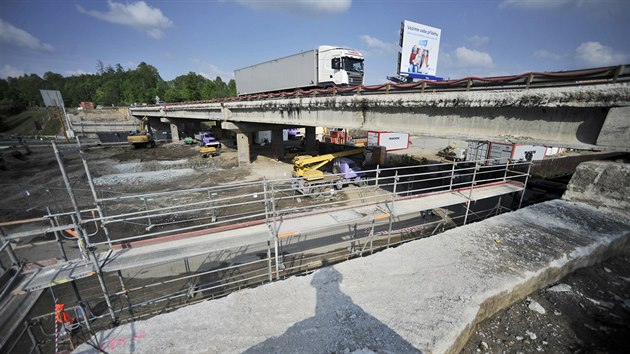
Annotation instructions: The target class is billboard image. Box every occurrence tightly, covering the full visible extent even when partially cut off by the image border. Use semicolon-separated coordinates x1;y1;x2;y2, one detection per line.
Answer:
399;20;441;78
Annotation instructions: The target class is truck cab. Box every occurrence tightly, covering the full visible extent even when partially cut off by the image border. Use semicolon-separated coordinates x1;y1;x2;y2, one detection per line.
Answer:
317;46;364;87
194;132;222;148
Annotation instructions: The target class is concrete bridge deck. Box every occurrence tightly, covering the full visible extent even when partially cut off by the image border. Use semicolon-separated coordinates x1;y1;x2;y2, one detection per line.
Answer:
72;161;630;354
129;83;630;152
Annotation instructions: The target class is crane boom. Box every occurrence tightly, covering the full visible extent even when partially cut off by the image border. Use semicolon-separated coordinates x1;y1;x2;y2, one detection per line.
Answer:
293;148;364;180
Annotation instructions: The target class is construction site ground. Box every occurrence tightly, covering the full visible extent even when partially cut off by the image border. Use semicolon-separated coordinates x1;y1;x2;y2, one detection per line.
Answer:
1;138;628;353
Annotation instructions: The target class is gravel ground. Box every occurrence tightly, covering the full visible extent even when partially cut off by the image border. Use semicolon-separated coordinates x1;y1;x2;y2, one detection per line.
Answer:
462;250;630;354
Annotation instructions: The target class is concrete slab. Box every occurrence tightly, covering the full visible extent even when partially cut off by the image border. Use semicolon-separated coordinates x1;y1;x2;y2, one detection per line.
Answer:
73;198;630;354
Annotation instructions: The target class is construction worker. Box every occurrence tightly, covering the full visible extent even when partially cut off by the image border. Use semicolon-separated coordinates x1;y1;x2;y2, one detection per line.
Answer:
55;303;80;335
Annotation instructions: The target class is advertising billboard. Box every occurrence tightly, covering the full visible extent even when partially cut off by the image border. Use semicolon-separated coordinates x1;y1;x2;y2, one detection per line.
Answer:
398;20;441;78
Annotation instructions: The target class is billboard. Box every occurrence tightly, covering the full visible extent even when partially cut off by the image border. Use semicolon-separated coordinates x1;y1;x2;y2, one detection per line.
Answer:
40;90;65;108
398;20;441;78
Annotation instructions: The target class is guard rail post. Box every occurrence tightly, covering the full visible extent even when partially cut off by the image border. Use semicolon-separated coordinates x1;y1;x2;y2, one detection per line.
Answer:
463;162;479;225
386;170;399;248
518;161;533;209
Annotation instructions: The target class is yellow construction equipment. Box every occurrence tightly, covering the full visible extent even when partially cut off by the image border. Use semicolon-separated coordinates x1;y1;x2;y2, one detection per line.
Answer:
200;146;221;158
127;116;155;149
292;148;365;196
293;148;364;180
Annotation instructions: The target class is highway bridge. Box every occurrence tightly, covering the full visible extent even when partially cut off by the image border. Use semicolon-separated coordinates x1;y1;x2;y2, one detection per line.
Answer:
129;65;630;165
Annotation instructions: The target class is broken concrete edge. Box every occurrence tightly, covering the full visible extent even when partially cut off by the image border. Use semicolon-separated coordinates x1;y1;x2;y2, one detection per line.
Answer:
449;222;630;354
563;160;630;212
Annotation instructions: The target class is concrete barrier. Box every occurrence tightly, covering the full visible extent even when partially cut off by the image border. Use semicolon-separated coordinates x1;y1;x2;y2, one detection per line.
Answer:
563;160;630;211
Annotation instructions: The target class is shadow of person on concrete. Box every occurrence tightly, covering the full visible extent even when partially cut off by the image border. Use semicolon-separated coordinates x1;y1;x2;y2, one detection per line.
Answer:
244;267;420;353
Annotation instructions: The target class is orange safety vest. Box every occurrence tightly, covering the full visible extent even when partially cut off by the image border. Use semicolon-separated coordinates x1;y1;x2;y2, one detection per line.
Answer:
55;304;74;324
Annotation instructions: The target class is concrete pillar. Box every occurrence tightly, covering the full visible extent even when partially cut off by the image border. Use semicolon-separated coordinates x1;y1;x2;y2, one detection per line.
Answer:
170;123;181;142
237;132;250;165
271;129;284;160
305;126;317;152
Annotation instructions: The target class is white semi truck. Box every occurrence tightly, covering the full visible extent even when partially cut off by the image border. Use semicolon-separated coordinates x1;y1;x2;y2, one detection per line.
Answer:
234;45;364;96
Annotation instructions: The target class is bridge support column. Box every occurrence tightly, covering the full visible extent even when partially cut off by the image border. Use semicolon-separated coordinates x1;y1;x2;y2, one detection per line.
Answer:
304;126;316;152
237;132;250;166
170;123;181;142
271;129;284;160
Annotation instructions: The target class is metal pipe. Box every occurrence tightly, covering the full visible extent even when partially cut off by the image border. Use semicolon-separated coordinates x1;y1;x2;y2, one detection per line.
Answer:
26;322;42;354
51;141;117;324
117;270;135;318
49;211;83;303
271;184;280;280
51;141;86;236
274;235;280;280
0;230;19;266
518;161;532;209
503;159;510;181
142;197;152;228
263;178;270;225
0;263;24;300
463;163;478;225
387;170;398;248
449;161;456;190
76;302;100;350
267;241;272;282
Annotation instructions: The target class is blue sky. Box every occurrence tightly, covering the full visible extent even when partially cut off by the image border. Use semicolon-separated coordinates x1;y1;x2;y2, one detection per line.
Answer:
1;0;629;84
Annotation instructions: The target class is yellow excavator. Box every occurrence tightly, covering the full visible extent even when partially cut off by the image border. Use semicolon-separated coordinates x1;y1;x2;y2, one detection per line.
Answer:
127;116;156;149
292;148;365;196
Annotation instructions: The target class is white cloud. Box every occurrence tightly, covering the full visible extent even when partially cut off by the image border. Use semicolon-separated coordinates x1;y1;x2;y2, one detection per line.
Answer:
0;64;25;79
192;59;233;80
533;49;567;60
499;0;576;10
467;35;490;47
575;41;628;66
360;35;396;55
65;69;94;77
454;47;494;68
533;49;565;60
77;1;173;39
0;19;54;52
235;0;351;15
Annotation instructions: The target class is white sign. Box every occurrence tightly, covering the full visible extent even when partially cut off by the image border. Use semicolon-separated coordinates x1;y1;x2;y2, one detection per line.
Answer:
399;20;441;77
40;90;65;108
367;131;409;151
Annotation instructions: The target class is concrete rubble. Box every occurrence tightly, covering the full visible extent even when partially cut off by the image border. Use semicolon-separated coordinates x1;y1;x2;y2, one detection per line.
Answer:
74;161;630;354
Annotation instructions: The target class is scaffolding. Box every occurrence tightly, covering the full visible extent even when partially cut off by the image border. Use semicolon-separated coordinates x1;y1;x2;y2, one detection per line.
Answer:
0;138;531;353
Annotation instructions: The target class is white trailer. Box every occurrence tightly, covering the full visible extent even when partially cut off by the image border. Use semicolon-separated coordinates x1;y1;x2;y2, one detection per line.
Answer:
254;131;272;145
466;140;551;165
234;46;364;95
367;131;409;151
511;144;547;162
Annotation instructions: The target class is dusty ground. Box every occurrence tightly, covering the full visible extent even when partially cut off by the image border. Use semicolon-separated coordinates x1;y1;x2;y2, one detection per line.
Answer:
2;139;629;353
0;141;294;222
462;250;630;354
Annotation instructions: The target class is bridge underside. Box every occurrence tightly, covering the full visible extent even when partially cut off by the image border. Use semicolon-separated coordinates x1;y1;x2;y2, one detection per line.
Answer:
130;84;630;151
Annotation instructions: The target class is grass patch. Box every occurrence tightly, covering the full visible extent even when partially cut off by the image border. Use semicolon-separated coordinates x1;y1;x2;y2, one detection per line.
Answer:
0;109;61;136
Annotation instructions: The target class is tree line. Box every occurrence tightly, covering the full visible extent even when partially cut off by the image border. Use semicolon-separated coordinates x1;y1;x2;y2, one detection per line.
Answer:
0;61;236;115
